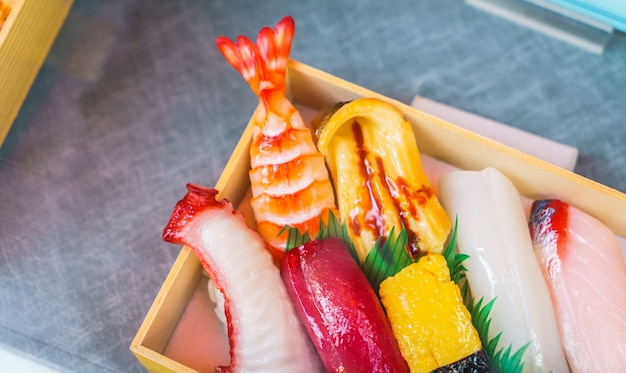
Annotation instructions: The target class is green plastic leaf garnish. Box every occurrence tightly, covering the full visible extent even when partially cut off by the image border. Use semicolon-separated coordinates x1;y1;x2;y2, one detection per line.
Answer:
362;226;413;293
442;216;468;285
317;209;360;264
282;210;359;263
280;210;414;291
281;225;310;252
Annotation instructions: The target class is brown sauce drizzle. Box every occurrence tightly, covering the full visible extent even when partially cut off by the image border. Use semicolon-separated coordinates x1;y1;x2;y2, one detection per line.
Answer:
350;120;386;241
349;120;434;259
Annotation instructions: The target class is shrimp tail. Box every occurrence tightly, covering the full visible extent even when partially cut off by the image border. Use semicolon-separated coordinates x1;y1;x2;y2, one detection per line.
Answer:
216;16;294;96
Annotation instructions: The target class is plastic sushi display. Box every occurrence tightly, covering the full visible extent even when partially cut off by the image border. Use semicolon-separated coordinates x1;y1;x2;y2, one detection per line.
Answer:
161;15;626;373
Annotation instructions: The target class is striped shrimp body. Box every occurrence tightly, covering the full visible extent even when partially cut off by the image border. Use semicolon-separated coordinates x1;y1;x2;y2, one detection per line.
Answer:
217;16;336;257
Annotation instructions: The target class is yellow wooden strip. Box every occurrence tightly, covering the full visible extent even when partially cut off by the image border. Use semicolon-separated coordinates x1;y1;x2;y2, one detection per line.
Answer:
130;246;204;372
0;0;73;147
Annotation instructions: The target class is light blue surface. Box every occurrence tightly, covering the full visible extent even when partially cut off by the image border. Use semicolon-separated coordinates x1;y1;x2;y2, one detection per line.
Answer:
544;0;626;32
0;0;625;372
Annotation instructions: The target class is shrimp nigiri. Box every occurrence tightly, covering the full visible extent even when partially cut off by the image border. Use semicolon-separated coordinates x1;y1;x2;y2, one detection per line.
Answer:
529;199;626;372
216;16;336;259
162;184;322;372
438;167;568;372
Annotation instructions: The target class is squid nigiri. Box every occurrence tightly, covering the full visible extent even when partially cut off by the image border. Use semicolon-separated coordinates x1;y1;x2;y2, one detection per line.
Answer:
438;167;568;372
280;237;409;373
216;16;336;259
529;199;626;372
162;184;322;372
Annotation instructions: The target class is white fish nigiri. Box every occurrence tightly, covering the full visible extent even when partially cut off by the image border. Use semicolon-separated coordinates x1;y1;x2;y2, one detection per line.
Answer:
162;184;322;372
529;199;626;372
438;167;568;372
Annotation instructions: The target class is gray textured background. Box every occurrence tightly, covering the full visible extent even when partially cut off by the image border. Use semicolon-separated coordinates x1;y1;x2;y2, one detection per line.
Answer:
0;0;625;372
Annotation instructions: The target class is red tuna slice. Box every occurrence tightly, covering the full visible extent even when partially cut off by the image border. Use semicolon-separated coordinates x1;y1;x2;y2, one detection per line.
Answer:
163;183;322;373
280;237;409;373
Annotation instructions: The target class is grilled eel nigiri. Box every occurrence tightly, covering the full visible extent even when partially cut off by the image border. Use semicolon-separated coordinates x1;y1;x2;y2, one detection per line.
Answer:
314;98;451;262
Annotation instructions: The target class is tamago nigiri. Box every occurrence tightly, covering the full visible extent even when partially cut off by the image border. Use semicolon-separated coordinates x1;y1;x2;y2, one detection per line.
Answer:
379;254;490;372
216;16;336;260
438;167;568;372
529;199;626;372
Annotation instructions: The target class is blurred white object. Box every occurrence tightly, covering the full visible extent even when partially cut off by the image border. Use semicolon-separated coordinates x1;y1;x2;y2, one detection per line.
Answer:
465;0;614;54
411;95;579;171
530;0;626;33
0;345;61;373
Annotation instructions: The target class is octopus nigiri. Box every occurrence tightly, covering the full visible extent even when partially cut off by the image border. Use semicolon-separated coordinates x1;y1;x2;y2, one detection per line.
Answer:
162;184;322;372
216;16;336;259
529;199;626;372
280;237;409;373
438;167;568;372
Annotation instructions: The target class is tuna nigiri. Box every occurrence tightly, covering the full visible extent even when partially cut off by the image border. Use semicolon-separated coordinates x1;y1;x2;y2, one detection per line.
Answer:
162;184;322;372
529;199;626;372
438;167;568;372
280;237;409;373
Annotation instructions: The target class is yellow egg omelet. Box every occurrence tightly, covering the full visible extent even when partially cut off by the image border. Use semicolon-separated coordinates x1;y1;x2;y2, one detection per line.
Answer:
379;254;481;372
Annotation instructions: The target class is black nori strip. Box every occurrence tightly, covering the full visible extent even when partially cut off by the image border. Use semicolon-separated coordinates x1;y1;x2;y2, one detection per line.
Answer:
430;349;495;373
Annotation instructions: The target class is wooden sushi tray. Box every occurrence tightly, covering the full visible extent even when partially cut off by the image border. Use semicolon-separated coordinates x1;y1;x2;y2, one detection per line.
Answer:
0;0;73;148
130;59;626;373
